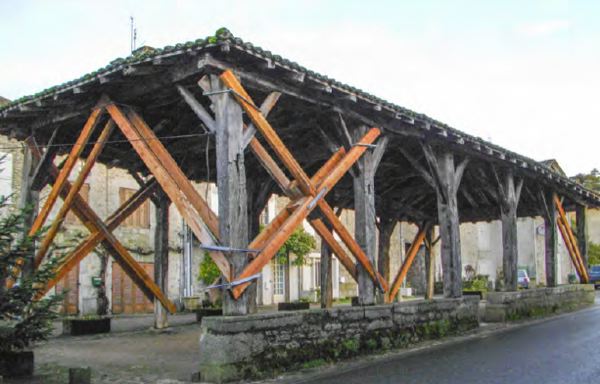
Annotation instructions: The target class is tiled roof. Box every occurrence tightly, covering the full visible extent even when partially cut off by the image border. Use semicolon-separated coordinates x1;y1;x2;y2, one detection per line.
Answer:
0;27;598;206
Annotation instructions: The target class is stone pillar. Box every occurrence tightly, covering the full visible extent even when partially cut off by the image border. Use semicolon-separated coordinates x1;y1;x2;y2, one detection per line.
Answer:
576;204;588;268
212;75;253;315
153;190;170;329
498;170;522;291
353;125;378;305
544;192;558;287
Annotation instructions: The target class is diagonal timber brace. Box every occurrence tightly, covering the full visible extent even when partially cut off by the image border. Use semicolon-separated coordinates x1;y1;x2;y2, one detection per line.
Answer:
15;127;176;313
38;178;158;298
218;70;387;299
192;74;387;296
106;104;232;280
387;223;430;302
554;195;589;282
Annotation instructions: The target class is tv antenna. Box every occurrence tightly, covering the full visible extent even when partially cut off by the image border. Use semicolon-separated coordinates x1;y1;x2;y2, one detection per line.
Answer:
130;16;137;53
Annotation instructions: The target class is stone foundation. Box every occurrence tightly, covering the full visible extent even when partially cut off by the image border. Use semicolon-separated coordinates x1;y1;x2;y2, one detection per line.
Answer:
198;297;479;383
484;284;595;322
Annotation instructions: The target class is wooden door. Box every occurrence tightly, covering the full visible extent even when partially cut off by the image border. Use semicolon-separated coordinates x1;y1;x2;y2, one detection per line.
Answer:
111;261;154;314
56;263;79;315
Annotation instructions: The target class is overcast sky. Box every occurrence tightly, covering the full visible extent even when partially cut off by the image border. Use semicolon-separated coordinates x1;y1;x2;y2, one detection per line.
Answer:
1;0;598;176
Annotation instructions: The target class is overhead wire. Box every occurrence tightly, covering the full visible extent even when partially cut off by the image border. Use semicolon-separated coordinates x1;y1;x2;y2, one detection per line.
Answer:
0;130;214;152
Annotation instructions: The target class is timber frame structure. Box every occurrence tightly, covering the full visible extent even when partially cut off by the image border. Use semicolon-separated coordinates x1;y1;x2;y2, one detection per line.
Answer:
2;28;599;313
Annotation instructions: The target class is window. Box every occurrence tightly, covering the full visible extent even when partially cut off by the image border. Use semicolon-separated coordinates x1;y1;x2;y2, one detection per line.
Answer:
272;258;285;295
313;258;321;288
119;187;150;228
65;184;90;224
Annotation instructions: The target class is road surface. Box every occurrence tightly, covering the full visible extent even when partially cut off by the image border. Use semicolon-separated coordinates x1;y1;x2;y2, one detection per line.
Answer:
297;296;600;384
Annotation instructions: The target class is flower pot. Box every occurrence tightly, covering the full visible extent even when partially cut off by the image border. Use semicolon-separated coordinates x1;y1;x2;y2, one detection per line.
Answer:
63;317;111;336
196;308;223;322
277;302;310;311
182;296;200;311
0;350;34;377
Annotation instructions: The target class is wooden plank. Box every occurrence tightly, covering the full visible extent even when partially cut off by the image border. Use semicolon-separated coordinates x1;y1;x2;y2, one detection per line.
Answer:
34;119;115;267
388;225;429;302
106;104;231;280
29;107;103;236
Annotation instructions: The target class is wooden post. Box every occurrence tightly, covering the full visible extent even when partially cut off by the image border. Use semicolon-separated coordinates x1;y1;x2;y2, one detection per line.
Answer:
424;229;435;299
576;204;588;269
354;125;378;305
18;142;40;277
320;219;333;308
211;75;253;315
246;177;272;309
424;147;467;298
153;190;170;329
377;214;396;287
495;169;523;291
544;192;558;287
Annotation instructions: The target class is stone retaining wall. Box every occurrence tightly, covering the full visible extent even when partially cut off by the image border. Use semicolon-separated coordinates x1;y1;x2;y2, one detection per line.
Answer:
198;297;479;383
484;284;595;322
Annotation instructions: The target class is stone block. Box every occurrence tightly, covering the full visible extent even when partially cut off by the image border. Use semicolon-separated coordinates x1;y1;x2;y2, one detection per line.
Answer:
69;367;91;384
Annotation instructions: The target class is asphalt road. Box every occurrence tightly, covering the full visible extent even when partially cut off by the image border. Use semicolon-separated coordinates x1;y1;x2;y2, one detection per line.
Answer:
299;296;600;384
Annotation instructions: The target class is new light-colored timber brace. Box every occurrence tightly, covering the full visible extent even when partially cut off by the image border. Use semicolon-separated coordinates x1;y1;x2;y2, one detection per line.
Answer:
9;106;177;314
218;70;388;299
189;73;386;296
554;194;589;282
387;222;432;302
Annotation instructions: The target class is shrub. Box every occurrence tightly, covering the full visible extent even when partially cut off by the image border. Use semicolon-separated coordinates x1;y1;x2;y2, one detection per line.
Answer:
0;196;64;352
198;251;220;285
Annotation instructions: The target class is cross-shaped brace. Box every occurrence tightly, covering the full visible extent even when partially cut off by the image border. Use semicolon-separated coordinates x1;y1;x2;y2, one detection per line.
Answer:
216;70;389;300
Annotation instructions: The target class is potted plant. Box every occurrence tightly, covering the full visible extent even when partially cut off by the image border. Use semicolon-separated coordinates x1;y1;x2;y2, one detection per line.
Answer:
0;196;64;377
196;253;223;321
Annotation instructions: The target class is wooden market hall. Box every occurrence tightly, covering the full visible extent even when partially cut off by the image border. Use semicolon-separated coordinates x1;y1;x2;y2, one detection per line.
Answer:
1;28;599;317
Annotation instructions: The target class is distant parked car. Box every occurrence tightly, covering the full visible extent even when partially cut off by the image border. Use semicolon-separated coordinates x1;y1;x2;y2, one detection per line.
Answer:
517;269;530;289
588;265;600;288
